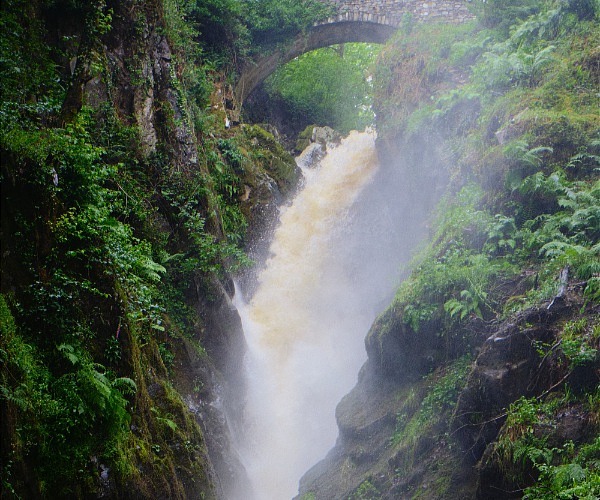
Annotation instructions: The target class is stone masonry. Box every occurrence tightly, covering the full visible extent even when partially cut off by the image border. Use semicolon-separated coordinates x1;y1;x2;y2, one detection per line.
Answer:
323;0;474;27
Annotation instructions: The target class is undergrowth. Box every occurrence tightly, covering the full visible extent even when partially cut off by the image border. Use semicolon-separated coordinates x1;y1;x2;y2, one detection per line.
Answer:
373;1;599;497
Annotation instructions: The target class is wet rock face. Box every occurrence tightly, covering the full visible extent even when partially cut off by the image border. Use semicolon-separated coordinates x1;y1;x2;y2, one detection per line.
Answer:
474;402;599;500
310;126;342;148
297;366;406;500
365;314;440;380
365;308;476;381
195;276;247;390
299;286;599;500
296;142;325;168
175;336;252;500
83;5;263;496
451;303;571;462
75;0;198;165
453;294;600;498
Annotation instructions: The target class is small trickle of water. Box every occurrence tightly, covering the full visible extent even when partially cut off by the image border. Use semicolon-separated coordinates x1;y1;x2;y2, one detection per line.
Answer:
233;131;382;500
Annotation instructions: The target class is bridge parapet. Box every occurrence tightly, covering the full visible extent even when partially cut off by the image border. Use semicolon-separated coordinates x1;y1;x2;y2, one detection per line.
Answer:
322;0;474;27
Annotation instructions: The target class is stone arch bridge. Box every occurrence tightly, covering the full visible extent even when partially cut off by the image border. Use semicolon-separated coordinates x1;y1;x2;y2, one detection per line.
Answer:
235;0;474;105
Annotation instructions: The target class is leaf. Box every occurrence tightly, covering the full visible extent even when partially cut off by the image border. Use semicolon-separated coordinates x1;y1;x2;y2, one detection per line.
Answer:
163;418;178;432
140;258;166;282
552;463;587;489
57;343;79;365
91;369;112;401
112;377;137;396
539;241;585;259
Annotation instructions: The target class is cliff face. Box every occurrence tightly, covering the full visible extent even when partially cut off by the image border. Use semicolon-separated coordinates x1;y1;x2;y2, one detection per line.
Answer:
299;6;599;499
300;288;598;499
2;1;599;499
0;1;298;498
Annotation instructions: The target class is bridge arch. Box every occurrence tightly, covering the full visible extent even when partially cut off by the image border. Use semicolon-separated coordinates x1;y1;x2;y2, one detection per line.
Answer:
235;21;396;105
234;0;474;105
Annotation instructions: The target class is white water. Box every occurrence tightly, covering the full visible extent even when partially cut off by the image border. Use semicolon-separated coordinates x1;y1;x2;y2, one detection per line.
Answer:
233;130;399;499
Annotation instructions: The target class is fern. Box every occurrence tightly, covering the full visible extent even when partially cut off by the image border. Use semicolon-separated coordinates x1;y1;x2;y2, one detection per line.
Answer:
57;342;135;427
151;406;179;433
512;441;553;467
504;140;554;169
540;240;587;259
566;152;600;171
444;289;486;320
112;376;137;396
57;343;80;365
0;384;31;411
584;277;600;302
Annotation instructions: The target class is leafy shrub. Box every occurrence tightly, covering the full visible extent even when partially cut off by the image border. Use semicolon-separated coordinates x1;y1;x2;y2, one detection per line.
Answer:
559;318;598;367
1;296;136;496
471;0;545;32
420;355;472;420
492;394;600;498
242;0;333;50
391;356;472;448
351;479;381;499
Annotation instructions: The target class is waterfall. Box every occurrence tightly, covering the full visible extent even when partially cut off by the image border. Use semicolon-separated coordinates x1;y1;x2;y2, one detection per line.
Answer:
233;130;400;500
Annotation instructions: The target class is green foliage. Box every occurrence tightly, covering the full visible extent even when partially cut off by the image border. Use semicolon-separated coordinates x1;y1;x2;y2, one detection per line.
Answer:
0;0;62;107
158;163;250;277
240;124;299;190
469;0;600;108
265;44;380;134
484;214;518;256
515;176;600;302
474;44;557;90
372;3;599;498
151;406;179;433
1;311;136;496
393;185;515;330
559;318;598;367
0;0;307;496
504;140;553;173
187;0;248;60
373;21;481;136
402;303;438;333
420;355;472;420
471;0;546;32
494;396;600;499
241;0;334;50
392;357;472;447
525;459;600;500
444;289;487;320
351;479;381;500
163;0;201;54
158;342;176;368
104;335;122;365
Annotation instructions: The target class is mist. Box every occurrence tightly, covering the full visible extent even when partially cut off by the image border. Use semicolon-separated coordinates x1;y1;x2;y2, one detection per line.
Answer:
232;129;440;499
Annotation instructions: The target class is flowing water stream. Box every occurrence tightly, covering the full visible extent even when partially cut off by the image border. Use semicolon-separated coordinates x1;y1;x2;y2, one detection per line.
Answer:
233;130;408;499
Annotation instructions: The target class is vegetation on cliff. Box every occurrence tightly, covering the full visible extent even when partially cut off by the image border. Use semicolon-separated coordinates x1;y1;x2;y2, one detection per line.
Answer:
0;0;300;497
301;0;599;498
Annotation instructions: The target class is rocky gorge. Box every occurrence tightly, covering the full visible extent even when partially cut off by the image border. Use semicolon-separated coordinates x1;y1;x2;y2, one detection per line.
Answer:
1;0;599;499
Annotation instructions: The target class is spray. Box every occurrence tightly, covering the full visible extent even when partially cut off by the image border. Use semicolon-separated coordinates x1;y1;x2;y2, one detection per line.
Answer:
233;130;406;499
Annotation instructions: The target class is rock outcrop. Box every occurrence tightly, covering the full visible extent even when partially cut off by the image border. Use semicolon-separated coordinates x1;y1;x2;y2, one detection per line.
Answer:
298;284;599;499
